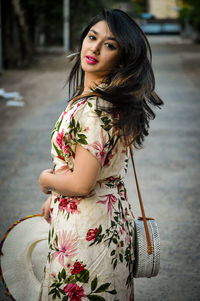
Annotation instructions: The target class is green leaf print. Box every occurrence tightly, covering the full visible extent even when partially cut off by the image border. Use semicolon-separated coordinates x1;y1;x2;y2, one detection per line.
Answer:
87;101;93;108
57;119;63;132
112;238;118;244
77;133;87;139
94;109;102;117
62;296;69;301
101;116;110;125
110;250;115;256
97;225;102;235
75;269;89;283
61;268;66;280
113;259;118;270
94;283;111;293
91;276;98;291
87;295;106;301
111;220;115;227
77;133;88;145
71;116;75;127
49;288;56;295
58;271;62;282
48;230;51;244
51;129;55;140
101;124;112;131
119;253;123;263
107;289;117;295
77;138;87;145
53;142;62;157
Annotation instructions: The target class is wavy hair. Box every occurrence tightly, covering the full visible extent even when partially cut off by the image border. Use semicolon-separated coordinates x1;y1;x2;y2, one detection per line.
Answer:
67;8;164;148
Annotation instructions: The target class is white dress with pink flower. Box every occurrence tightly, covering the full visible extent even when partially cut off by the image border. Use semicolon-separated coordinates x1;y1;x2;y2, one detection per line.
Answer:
39;96;135;301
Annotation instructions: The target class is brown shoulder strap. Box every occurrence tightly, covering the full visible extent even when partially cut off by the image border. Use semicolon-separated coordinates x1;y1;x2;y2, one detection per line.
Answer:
129;145;153;255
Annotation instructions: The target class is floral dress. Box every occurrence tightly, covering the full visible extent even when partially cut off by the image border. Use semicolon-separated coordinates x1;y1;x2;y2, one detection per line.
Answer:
39;96;135;301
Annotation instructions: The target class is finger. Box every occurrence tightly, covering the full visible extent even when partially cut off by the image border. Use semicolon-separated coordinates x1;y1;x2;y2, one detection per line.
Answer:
43;169;53;174
44;212;50;223
41;206;45;216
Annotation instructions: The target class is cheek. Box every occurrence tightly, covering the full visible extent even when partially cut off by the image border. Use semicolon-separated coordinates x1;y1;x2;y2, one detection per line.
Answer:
105;54;120;69
81;39;88;58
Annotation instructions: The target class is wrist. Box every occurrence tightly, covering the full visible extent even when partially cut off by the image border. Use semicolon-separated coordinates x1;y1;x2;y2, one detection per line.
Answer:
42;172;56;192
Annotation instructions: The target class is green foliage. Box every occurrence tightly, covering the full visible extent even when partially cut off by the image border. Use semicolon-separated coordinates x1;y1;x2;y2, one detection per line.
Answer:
130;0;148;18
20;0;63;45
179;0;200;30
70;0;115;48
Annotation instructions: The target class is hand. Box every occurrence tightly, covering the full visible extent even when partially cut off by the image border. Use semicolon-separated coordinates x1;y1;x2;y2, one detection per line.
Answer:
41;169;53;175
39;169;53;194
41;196;52;223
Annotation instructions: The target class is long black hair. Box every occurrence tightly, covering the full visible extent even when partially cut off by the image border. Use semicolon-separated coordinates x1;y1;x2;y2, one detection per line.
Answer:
67;8;164;148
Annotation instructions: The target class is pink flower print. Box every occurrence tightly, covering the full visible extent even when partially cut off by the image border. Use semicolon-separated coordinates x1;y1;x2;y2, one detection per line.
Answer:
63;283;86;301
84;126;90;132
57;197;69;212
62;144;70;155
51;230;78;267
115;242;124;259
58;197;81;214
69;199;80;214
51;272;56;278
118;184;127;200
119;226;124;235
56;129;64;148
125;225;131;244
68;133;73;140
61;111;67;120
97;194;117;218
50;208;53;224
125;234;131;244
57;155;65;161
69;99;87;121
71;261;84;275
86;228;98;241
88;128;108;165
104;150;114;167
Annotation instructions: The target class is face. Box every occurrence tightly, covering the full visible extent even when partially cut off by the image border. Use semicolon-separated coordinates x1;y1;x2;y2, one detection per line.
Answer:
81;21;121;80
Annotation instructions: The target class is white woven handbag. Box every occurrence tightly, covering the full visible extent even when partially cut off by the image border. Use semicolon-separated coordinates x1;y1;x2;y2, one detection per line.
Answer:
129;146;161;278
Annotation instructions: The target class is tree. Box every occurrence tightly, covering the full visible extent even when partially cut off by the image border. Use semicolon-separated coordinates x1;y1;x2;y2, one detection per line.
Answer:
70;0;115;49
178;0;200;35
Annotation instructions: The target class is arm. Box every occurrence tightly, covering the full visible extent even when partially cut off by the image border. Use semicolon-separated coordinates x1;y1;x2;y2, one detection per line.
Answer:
39;144;101;196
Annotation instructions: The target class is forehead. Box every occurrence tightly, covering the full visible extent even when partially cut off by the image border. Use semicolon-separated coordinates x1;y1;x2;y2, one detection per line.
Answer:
90;20;115;38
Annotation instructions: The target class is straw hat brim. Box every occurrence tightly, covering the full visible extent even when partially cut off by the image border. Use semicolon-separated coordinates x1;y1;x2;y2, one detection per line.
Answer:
0;215;49;301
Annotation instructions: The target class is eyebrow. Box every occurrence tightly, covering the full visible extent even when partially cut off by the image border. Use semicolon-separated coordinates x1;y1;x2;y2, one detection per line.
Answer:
89;29;117;41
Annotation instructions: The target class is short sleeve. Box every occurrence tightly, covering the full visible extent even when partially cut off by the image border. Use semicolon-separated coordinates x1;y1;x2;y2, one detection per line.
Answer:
69;97;114;167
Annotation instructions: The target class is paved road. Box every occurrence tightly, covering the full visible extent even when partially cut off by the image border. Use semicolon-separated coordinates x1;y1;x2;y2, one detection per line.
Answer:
0;36;199;301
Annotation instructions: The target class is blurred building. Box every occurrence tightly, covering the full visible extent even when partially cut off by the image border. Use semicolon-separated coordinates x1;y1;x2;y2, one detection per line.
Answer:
148;0;179;19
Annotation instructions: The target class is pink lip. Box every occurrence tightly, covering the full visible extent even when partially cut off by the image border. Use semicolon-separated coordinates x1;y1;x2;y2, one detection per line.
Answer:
86;55;98;64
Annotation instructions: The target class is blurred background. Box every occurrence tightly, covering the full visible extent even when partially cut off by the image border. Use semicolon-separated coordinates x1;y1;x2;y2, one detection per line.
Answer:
0;1;200;301
0;0;200;69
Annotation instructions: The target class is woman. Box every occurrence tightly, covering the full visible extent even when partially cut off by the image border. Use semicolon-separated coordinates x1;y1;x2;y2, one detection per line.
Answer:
39;8;163;301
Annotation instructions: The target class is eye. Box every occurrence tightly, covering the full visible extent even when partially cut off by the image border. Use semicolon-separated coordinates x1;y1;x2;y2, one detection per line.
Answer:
105;43;116;50
88;35;96;41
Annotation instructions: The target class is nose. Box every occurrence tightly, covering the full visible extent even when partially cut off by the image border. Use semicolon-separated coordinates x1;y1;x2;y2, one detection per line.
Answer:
91;41;101;55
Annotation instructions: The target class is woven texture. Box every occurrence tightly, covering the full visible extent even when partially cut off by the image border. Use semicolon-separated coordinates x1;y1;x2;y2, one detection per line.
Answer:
132;219;160;278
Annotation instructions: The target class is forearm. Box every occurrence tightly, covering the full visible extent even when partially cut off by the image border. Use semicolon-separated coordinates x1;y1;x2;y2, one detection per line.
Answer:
40;171;90;197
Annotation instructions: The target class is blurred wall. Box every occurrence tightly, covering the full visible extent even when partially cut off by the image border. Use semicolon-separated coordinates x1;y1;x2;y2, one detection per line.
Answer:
149;0;179;18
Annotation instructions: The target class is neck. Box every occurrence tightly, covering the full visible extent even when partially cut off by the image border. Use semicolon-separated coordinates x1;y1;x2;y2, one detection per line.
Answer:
83;72;103;92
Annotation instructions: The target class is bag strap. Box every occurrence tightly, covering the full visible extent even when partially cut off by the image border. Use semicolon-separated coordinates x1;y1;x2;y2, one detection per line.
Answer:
129;145;153;255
